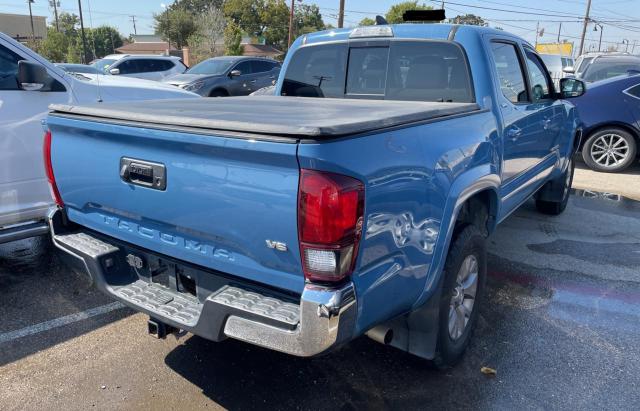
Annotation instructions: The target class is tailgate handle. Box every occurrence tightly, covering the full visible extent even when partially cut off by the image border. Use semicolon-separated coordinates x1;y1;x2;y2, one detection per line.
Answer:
120;157;167;191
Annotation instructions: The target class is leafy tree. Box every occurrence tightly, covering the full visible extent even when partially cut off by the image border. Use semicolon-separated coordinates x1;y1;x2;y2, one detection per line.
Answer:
188;5;226;62
261;0;290;51
359;17;375;26
385;1;432;24
224;21;244;55
154;8;198;48
451;14;487;26
170;0;224;13
88;26;123;58
37;27;69;62
295;4;325;35
224;0;262;36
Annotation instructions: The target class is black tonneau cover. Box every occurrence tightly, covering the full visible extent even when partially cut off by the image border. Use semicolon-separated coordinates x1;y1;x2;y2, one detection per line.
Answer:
50;96;480;138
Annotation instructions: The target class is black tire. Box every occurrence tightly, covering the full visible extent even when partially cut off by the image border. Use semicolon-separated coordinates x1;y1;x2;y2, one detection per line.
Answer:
581;128;637;173
536;157;574;215
209;89;228;97
434;225;487;368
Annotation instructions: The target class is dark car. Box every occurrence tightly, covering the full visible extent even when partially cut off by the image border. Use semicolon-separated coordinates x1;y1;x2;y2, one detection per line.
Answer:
578;55;640;83
163;56;280;97
571;74;640;172
55;63;102;75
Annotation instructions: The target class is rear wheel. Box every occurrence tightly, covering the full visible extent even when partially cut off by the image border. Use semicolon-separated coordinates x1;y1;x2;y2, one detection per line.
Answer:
434;225;487;368
582;128;637;172
535;157;574;215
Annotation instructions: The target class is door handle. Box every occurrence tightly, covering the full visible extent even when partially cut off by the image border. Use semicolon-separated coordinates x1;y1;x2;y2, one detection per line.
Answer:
542;118;552;129
250;79;257;83
507;126;523;141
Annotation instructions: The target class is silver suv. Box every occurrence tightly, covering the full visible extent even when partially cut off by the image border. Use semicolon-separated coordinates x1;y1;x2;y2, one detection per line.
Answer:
92;54;187;81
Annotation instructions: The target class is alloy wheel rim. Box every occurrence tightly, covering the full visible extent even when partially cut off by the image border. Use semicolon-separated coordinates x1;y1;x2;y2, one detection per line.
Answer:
448;254;479;341
590;134;629;168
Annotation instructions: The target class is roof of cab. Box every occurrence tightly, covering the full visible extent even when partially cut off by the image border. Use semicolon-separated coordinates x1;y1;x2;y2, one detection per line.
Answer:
300;23;515;45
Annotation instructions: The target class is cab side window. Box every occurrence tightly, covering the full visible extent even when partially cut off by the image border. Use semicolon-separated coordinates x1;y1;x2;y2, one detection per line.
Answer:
0;45;23;90
490;42;528;104
116;60;140;74
524;50;553;100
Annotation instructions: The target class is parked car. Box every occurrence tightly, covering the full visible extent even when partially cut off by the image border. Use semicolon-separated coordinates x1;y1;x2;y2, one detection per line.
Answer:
163;56;281;97
55;63;102;74
571;74;640;172
540;53;574;90
92;54;187;81
0;32;198;244
250;85;276;96
568;51;630;78
46;24;583;366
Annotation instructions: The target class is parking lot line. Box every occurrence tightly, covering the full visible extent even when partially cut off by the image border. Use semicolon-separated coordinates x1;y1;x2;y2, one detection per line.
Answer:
0;301;125;344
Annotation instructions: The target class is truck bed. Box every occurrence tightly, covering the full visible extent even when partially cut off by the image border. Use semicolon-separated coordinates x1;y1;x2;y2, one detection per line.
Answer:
50;96;480;139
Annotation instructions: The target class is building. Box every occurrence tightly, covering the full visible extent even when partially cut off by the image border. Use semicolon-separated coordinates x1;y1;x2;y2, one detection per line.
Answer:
0;12;47;41
115;34;177;55
242;44;283;58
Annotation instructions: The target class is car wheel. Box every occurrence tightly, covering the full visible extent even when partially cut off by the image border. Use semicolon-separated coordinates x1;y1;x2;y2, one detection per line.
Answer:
581;128;637;172
209;89;228;97
536;157;574;215
434;225;486;368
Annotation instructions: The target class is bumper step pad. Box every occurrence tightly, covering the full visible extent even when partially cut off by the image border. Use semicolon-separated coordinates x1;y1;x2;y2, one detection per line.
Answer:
115;280;202;326
55;232;118;258
212;286;300;327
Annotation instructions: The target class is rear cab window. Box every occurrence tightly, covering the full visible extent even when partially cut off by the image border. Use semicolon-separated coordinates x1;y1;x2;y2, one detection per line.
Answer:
281;40;474;103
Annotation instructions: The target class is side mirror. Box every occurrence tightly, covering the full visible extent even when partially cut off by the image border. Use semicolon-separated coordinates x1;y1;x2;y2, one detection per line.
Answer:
229;69;241;77
109;68;120;75
18;60;50;91
562;66;575;74
559;78;586;98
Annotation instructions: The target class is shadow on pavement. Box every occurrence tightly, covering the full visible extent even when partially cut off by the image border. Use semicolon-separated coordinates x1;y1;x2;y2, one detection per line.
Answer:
0;236;132;366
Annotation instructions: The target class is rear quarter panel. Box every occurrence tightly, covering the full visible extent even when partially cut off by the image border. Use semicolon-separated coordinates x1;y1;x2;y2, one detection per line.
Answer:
298;111;499;334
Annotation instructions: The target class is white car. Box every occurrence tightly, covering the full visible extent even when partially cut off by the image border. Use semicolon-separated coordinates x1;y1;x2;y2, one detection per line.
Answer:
93;54;187;81
0;32;199;244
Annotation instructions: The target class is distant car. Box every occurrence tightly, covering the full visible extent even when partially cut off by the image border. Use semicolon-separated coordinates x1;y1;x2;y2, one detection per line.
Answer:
575;55;640;83
249;85;275;96
539;53;574;90
92;54;187;81
0;32;198;244
569;51;630;78
571;74;640;172
163;56;280;97
55;63;101;74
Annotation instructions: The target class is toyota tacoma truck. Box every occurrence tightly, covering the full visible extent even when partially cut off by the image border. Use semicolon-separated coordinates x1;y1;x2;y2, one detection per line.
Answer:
45;24;584;366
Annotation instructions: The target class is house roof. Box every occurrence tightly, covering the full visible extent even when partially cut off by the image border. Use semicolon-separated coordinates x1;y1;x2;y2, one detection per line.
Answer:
243;44;283;57
115;42;177;53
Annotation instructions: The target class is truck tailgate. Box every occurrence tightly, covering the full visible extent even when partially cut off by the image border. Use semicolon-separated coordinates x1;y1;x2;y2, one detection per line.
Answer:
46;115;304;293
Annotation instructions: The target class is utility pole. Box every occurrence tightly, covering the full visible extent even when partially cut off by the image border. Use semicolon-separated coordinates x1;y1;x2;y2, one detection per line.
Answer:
557;22;561;43
535;21;539;48
130;15;137;35
338;0;345;28
578;0;592;56
27;0;35;41
77;0;89;64
288;0;295;47
50;0;60;32
632;40;637;55
595;23;603;52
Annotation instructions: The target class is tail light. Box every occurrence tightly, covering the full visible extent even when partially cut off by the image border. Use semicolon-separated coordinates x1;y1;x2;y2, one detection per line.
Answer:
298;169;364;283
43;130;64;207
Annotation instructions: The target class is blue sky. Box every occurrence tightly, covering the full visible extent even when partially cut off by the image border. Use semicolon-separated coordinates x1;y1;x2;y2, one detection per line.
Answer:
2;0;639;54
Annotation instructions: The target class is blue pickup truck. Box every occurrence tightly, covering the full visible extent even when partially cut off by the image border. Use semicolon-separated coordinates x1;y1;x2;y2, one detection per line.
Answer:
45;24;584;366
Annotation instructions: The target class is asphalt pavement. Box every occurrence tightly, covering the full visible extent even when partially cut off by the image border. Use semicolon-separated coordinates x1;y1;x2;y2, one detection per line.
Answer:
1;177;639;410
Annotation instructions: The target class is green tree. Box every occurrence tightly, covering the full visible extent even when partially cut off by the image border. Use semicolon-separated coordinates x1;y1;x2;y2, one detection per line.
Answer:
170;0;224;13
261;0;289;50
224;21;244;55
188;5;226;62
385;1;432;24
88;26;123;58
37;27;68;62
154;8;197;48
451;14;487;26
224;0;262;36
294;4;325;36
359;17;375;26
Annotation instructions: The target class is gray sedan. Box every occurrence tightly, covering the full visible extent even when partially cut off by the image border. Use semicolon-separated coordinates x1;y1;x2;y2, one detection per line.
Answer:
163;56;280;97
